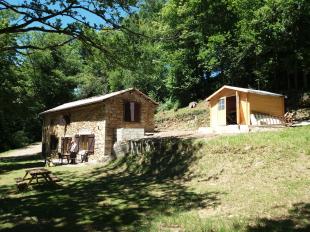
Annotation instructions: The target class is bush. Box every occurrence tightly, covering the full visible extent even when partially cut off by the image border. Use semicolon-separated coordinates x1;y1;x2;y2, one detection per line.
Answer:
158;98;181;111
12;130;30;148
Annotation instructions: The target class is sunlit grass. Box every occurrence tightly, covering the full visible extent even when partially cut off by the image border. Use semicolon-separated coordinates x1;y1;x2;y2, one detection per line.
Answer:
0;126;309;231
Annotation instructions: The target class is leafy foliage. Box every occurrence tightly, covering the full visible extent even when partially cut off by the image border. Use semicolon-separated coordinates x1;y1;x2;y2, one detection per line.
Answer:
0;0;310;150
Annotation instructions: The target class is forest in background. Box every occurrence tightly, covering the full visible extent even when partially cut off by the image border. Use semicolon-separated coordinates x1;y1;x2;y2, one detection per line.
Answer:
0;0;310;151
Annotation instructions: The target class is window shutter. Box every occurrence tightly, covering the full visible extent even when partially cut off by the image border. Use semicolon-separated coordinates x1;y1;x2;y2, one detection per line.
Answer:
124;102;131;121
134;103;140;122
61;138;65;154
67;137;72;152
75;135;80;151
88;134;95;153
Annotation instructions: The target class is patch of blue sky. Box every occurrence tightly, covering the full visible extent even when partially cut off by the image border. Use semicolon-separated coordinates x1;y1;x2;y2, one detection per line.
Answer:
7;0;139;29
202;70;221;80
210;70;221;78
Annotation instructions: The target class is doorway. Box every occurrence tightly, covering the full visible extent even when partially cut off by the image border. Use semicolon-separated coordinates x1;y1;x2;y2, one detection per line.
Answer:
50;135;59;151
226;96;237;124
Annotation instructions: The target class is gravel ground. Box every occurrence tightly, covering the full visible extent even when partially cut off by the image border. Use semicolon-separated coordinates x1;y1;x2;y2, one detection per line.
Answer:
0;142;41;158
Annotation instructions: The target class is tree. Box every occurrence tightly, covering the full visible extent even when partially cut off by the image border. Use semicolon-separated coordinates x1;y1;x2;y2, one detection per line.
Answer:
84;0;169;102
199;0;310;92
22;33;83;109
156;0;236;105
0;11;34;150
0;0;139;52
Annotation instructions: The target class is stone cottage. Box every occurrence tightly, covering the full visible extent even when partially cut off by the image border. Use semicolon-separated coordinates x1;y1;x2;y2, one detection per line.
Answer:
40;88;158;160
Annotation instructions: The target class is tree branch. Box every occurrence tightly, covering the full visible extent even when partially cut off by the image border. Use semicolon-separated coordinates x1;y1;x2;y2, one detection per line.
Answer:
1;37;77;52
0;0;143;58
0;1;75;34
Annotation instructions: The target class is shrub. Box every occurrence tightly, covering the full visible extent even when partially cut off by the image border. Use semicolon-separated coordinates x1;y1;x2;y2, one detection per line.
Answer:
158;98;181;111
12;130;30;148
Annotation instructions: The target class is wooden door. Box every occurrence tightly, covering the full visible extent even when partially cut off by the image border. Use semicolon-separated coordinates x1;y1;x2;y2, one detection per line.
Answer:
217;97;226;126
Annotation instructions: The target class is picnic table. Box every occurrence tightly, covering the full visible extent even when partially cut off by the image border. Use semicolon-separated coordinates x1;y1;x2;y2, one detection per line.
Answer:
23;168;53;184
15;168;60;190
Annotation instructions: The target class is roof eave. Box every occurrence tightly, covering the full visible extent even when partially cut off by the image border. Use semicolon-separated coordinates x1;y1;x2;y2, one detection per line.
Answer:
39;88;158;116
39;99;105;116
132;88;159;106
205;85;284;101
205;85;229;101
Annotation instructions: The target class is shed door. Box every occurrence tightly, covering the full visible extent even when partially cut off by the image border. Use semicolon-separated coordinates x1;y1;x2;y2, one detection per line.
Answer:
217;97;226;126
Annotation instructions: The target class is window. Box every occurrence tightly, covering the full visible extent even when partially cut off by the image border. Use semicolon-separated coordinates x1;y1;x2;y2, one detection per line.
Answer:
79;135;88;150
75;134;95;153
124;101;140;122
218;98;225;110
63;114;71;125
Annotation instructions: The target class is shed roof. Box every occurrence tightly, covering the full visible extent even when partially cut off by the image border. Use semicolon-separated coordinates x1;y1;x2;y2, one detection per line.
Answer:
40;88;158;115
205;85;284;101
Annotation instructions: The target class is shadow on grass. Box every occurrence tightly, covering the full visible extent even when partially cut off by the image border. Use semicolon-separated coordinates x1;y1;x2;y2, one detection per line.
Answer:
0;170;220;231
246;202;310;232
0;153;44;175
0;138;217;231
115;137;203;180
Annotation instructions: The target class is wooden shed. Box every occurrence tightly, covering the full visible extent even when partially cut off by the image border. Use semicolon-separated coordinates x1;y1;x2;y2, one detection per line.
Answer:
205;85;285;127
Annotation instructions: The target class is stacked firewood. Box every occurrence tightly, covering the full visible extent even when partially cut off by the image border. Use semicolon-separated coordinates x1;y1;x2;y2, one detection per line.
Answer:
283;112;296;126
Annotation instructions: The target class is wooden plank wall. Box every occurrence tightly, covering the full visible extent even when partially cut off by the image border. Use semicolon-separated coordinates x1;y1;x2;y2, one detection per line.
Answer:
239;92;250;125
209;89;236;127
248;94;285;117
209;89;284;126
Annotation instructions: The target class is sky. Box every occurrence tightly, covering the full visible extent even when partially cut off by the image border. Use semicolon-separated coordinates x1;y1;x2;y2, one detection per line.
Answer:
7;0;134;29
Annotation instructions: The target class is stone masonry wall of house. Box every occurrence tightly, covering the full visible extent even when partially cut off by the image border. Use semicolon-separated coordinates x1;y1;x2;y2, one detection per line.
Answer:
42;90;157;160
104;91;156;156
42;103;106;161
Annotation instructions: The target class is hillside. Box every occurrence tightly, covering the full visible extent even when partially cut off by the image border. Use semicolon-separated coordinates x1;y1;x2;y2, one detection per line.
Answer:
155;102;310;132
1;126;309;231
110;126;310;231
155;101;209;131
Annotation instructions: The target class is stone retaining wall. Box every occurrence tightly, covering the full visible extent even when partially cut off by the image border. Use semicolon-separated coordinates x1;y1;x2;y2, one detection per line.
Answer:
112;137;202;178
116;128;145;142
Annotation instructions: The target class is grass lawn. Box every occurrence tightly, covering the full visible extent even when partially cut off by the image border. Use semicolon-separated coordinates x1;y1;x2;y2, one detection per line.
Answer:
0;126;309;231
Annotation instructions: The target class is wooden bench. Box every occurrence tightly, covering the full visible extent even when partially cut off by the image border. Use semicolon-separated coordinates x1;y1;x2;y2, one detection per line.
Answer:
15;177;23;182
15;177;28;191
47;173;61;182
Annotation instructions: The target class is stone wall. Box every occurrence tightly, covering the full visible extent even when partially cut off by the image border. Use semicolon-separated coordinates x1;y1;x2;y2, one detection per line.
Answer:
42;103;106;161
112;137;202;178
116;128;145;142
42;90;157;160
104;91;157;156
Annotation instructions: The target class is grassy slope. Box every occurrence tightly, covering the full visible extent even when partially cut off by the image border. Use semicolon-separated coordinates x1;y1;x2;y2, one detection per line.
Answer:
154;102;310;131
152;126;310;231
0;126;309;231
155;101;209;131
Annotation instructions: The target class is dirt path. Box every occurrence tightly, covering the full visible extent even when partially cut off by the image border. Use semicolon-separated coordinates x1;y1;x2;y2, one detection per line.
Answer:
0;142;41;158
